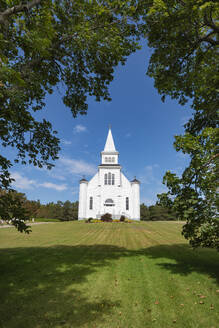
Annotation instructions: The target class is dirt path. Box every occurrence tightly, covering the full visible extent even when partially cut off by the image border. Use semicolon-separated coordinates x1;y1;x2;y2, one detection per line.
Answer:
0;222;54;228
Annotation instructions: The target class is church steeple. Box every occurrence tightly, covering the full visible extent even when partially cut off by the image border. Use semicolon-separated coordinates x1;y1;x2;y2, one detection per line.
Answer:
100;127;119;165
104;126;116;152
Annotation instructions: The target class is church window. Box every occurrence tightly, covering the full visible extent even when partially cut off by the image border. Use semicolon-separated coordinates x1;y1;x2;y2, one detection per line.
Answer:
89;197;93;210
105;199;114;206
112;157;115;162
126;197;129;210
104;172;115;185
108;172;111;185
112;174;115;185
108;157;111;163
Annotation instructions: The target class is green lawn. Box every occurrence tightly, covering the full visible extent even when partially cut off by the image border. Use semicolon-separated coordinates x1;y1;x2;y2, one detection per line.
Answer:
0;221;218;328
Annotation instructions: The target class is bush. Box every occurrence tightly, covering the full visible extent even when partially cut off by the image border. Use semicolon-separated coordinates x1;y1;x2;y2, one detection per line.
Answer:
120;215;126;222
101;213;112;222
92;219;101;223
85;218;102;223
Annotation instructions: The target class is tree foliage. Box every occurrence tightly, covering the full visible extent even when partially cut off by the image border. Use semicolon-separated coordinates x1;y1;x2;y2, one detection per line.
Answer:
0;0;140;189
0;190;31;232
143;0;219;134
141;0;219;249
0;189;79;223
36;200;78;221
158;128;218;249
0;0;141;231
140;203;176;221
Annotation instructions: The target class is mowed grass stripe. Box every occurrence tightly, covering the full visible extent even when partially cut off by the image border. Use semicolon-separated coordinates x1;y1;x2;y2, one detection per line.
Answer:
116;224;180;327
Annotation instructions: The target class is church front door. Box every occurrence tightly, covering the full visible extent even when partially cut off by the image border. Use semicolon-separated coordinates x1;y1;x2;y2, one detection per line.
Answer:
104;198;115;216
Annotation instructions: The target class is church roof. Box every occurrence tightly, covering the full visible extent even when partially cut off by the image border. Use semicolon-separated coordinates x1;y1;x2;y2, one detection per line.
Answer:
131;177;140;184
103;127;117;152
80;178;88;183
98;164;121;167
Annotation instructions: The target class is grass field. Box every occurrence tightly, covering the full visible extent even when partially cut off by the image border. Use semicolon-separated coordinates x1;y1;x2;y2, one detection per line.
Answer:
0;221;218;328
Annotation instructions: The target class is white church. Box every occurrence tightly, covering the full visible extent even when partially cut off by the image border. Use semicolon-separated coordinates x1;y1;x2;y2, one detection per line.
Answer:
78;127;140;220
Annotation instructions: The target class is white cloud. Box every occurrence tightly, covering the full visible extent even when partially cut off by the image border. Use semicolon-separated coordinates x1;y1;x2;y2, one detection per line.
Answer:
125;133;131;138
61;139;72;145
11;172;67;192
11;172;36;190
49;173;66;181
140;164;161;185
29;155;96;183
39;182;67;191
59;157;96;176
73;124;87;134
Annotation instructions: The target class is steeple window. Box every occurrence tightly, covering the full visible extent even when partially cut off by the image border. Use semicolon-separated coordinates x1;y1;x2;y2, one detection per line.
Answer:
104;156;116;163
104;173;107;185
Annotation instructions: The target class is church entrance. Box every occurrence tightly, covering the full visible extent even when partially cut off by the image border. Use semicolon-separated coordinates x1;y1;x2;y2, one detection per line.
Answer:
104;198;115;216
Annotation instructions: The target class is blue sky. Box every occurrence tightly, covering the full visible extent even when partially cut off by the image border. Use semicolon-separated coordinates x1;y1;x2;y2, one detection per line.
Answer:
4;44;192;205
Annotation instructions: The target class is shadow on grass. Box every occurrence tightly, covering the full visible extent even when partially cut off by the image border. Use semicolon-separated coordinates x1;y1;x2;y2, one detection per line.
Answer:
0;244;218;327
139;244;219;283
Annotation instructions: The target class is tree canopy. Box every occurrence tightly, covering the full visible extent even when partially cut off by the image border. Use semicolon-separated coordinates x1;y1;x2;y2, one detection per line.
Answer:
0;0;141;231
143;0;218;134
140;203;176;221
0;189;78;225
0;0;140;190
142;0;219;249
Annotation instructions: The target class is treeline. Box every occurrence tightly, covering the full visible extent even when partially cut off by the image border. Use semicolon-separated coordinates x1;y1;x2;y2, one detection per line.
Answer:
0;190;177;221
0;190;78;221
140;203;177;221
36;200;78;221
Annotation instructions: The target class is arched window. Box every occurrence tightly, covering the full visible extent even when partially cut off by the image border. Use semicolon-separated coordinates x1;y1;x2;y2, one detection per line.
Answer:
89;197;93;210
112;174;115;185
126;197;129;210
104;172;115;185
105;198;114;206
108;172;111;185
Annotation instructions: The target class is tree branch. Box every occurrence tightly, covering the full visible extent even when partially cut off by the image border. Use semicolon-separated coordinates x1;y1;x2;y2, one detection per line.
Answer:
200;35;219;46
203;12;219;34
0;0;42;24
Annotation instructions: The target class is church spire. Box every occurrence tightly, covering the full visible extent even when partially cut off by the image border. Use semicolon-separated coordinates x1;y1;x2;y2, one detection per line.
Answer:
104;126;116;152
